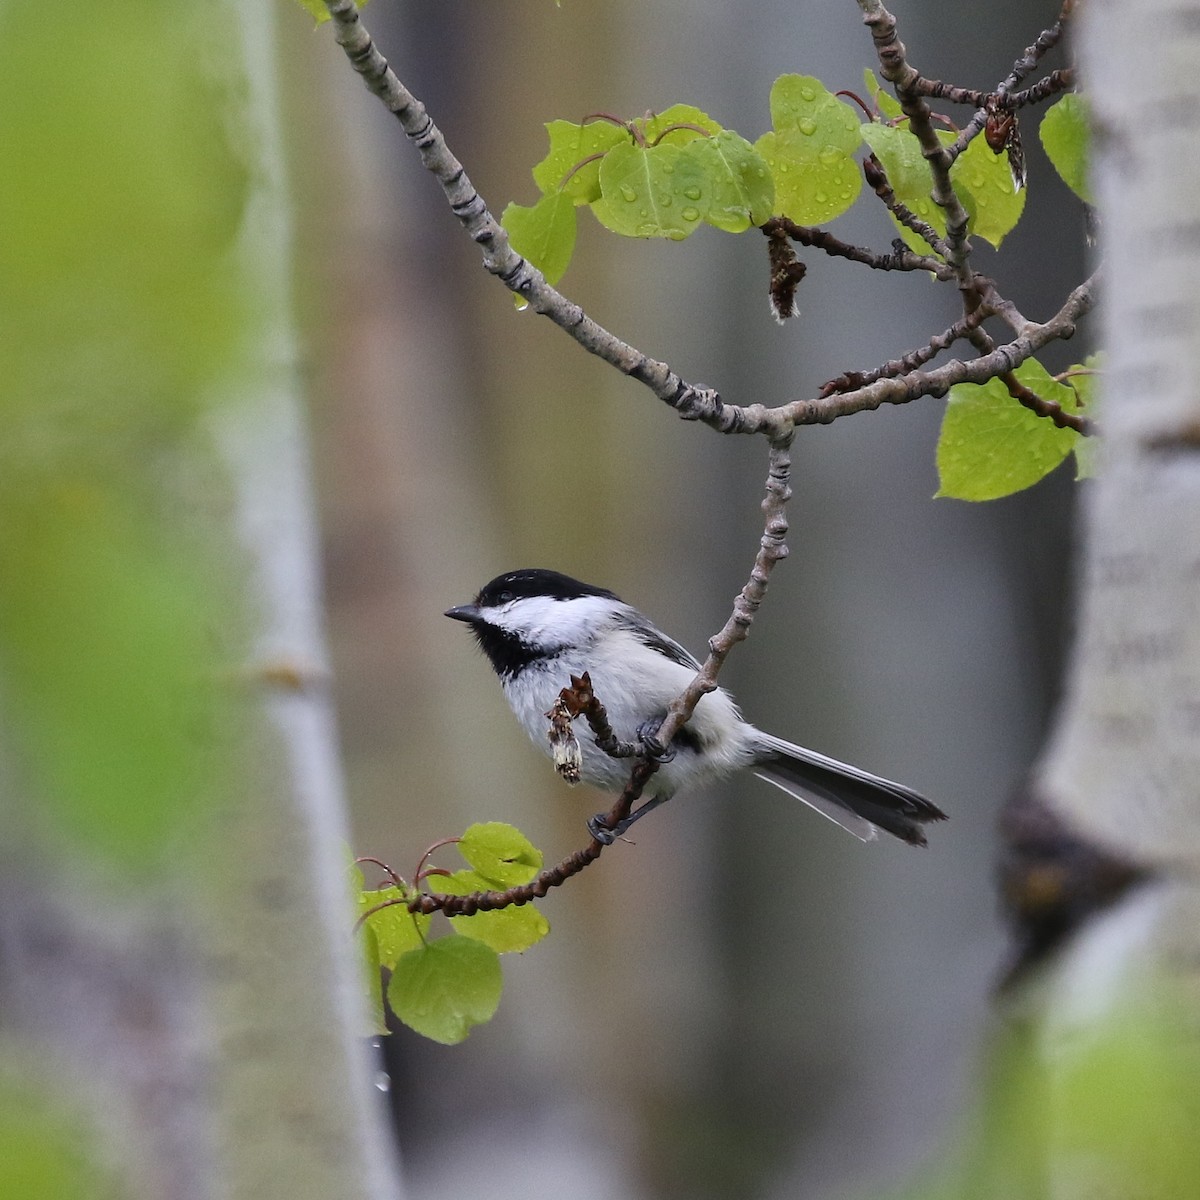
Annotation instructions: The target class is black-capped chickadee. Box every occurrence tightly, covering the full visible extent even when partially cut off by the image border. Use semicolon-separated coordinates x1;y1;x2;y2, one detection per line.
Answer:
446;569;946;845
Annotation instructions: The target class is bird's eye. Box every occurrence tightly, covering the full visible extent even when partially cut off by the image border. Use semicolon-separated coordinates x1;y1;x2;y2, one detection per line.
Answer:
496;591;514;604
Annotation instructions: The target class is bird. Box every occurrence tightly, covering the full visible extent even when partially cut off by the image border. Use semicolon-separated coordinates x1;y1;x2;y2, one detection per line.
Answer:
445;568;946;846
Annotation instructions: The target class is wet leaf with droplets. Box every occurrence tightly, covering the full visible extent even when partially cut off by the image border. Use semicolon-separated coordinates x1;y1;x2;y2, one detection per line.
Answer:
532;119;629;203
937;358;1082;501
502;191;577;285
683;130;775;232
592;140;710;239
643;104;722;145
1040;94;1092;204
952;134;1026;248
388;937;502;1045
754;74;862;223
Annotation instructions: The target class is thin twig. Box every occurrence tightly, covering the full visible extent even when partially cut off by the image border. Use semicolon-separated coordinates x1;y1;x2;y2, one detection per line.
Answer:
787;272;1099;426
947;2;1075;161
911;79;987;107
321;0;1092;441
655;437;794;746
820;305;993;397
1009;68;1075;108
858;0;975;289
861;154;952;260
912;66;1074;114
1000;369;1094;435
959;281;1093;437
763;216;953;280
555;672;640;759
402;760;660;916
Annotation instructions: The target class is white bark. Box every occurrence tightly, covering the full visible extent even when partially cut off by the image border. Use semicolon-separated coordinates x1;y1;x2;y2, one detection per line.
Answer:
1028;2;1200;1185
0;4;404;1197
1041;0;1200;872
1040;0;1200;1017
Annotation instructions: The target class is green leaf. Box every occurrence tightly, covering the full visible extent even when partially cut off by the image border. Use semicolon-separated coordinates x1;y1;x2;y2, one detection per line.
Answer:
937;358;1081;501
863;69;902;120
1066;353;1103;479
388;937;502;1045
532;119;628;203
865;120;1025;250
358;925;389;1036
1040;94;1092;203
860;122;946;253
593;139;710;239
357;886;430;964
458;822;543;886
952;131;1026;248
435;871;551;954
502;191;576;285
683;130;775;232
642;104;723;145
754;75;862;223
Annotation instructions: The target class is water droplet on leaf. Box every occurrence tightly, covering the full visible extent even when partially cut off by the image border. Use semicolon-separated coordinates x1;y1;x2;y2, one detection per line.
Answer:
681;206;700;221
798;118;817;136
683;185;702;200
619;184;637;203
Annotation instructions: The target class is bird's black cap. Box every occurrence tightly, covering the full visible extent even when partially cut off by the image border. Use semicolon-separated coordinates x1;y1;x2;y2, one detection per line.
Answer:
471;568;619;608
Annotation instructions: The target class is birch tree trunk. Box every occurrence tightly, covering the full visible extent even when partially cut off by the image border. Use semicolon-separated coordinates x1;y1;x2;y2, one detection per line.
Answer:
0;5;403;1198
1040;0;1200;998
1006;0;1200;1193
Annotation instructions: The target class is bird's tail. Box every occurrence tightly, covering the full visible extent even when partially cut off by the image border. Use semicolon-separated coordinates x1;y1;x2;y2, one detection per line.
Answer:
751;733;946;846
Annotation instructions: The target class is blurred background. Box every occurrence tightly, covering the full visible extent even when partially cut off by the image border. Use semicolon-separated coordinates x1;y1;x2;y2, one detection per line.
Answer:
287;1;1086;1196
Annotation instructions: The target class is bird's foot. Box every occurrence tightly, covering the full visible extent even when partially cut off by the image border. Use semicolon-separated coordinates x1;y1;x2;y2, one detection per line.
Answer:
587;813;620;845
636;718;676;763
587;793;671;844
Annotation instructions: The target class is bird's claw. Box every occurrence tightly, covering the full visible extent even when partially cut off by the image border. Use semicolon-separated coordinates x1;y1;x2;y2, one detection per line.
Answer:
588;813;618;845
636;719;676;763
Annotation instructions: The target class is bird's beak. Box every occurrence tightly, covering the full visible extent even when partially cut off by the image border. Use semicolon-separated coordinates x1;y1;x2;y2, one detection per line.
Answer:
444;603;481;624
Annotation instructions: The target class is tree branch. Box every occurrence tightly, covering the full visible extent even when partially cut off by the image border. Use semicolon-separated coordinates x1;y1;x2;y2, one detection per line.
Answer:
320;0;775;436
320;0;1092;443
787;272;1098;425
657;437;794;745
819;305;993;397
861;154;953;260
393;437;795;915
858;0;975;286
764;215;953;279
402;759;660;917
947;1;1076;161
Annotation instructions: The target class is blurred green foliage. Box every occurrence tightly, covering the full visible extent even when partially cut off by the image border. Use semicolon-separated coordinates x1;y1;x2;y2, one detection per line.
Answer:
0;1077;118;1200
880;988;1200;1200
0;1;252;866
